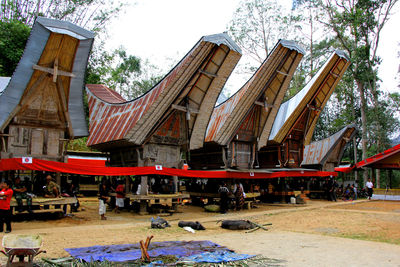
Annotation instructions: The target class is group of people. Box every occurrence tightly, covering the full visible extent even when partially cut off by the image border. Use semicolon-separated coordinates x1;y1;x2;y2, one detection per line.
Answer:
98;179;126;220
0;174;62;233
218;181;246;214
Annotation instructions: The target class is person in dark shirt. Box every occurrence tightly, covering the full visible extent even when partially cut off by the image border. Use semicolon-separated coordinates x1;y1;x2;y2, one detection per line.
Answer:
99;182;109;220
218;183;230;214
13;177;33;213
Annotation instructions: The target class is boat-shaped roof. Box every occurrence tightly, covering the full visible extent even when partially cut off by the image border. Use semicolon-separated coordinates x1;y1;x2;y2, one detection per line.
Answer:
0;17;94;137
269;51;350;145
301;124;357;168
205;40;305;148
86;33;242;150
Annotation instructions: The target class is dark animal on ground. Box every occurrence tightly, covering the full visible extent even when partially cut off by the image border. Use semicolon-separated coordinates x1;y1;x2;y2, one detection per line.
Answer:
178;221;206;230
151;217;170;229
221;220;257;230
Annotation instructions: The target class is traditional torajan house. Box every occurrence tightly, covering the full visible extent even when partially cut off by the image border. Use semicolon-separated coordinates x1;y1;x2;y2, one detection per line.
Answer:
0;17;94;169
190;40;305;170
0;17;94;213
86;33;242;211
260;51;350;168
301;124;357;172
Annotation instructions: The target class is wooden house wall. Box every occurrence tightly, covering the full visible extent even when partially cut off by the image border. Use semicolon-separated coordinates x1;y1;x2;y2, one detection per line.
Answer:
2;125;64;161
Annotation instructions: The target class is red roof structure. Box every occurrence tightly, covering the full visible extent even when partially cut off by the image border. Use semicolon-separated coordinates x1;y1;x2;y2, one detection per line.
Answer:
355;144;400;169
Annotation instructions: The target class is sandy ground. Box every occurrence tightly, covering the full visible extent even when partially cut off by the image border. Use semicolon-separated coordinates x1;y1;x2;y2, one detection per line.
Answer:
1;199;400;266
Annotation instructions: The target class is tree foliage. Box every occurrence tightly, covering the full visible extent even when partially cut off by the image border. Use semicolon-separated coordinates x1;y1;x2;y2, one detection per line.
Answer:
0;0;124;32
0;19;30;76
86;45;162;99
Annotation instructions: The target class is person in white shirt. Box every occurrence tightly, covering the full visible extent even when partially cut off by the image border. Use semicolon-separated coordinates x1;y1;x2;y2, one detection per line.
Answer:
365;178;373;200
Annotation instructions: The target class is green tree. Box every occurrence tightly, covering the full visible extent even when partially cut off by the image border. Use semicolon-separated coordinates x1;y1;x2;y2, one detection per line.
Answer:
313;0;399;186
228;0;301;74
0;20;30;76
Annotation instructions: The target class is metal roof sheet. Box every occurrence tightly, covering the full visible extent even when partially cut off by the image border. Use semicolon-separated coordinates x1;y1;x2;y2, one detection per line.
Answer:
86;33;241;149
0;17;94;137
268;51;350;144
86;84;126;104
205;39;305;147
301;124;357;167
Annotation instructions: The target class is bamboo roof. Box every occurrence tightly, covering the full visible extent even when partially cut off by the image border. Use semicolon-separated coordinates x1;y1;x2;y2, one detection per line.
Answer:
86;33;242;150
205;40;305;149
268;51;350;145
0;17;94;138
301;124;357;168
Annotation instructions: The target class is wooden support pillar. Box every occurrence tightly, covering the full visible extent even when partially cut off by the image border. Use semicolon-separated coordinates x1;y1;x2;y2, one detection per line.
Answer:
56;172;61;186
125;176;130;193
139;176;148;215
173;176;178;193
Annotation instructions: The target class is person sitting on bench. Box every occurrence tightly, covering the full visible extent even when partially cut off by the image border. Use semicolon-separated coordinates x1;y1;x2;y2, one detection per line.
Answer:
44;175;60;198
13;177;33;213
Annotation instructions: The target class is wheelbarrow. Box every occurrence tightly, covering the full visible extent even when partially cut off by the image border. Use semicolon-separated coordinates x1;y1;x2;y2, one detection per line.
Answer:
1;234;46;267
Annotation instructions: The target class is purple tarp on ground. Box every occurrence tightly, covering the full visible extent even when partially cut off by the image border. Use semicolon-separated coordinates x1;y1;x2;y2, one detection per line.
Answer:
65;240;254;263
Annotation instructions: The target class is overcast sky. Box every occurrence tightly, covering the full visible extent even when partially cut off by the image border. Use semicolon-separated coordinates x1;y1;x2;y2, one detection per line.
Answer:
106;0;400;95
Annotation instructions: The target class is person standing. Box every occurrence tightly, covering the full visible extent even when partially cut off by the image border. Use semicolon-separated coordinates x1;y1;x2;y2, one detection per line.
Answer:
0;181;14;233
233;181;245;210
114;181;125;213
352;184;358;200
99;182;109;220
218;183;229;214
365;178;374;200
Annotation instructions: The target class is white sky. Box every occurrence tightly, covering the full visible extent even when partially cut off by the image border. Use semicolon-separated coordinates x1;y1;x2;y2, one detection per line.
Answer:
106;0;400;94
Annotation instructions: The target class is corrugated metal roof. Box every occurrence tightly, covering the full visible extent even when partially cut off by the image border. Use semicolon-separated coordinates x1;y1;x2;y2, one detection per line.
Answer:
86;33;241;149
301;124;357;167
268;51;350;145
0;17;94;137
205;39;305;148
86;84;126;104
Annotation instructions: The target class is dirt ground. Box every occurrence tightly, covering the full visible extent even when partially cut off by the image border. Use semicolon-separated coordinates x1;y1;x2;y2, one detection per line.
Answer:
1;199;400;266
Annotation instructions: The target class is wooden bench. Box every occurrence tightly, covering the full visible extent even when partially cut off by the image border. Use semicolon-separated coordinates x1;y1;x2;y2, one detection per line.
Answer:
10;197;77;215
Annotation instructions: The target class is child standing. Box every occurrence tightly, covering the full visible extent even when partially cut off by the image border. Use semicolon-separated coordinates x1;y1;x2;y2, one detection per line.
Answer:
99;182;109;220
114;181;125;213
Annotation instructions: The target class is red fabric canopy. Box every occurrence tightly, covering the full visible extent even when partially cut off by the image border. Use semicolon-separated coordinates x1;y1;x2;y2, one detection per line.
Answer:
334;166;355;173
0;158;337;179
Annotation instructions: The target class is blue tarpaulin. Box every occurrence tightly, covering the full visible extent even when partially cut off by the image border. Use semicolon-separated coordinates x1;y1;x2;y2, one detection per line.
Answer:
65;240;254;263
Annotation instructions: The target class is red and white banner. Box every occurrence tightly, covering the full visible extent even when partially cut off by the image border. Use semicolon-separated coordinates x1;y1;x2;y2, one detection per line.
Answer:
22;157;32;164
